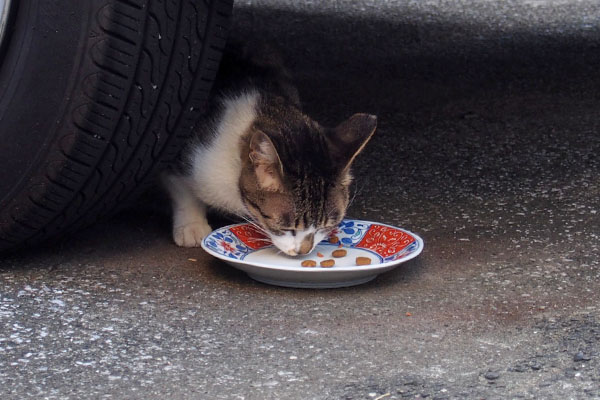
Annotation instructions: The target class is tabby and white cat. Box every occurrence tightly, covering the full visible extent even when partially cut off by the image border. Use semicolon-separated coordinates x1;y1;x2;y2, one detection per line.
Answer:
163;44;376;256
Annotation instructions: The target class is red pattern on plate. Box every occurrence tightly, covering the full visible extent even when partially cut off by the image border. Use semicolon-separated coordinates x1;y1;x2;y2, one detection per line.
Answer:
221;240;235;253
356;224;414;257
230;224;271;250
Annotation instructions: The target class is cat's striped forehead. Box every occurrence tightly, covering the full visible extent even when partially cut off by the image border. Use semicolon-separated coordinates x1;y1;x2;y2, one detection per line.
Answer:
256;115;336;178
287;176;339;229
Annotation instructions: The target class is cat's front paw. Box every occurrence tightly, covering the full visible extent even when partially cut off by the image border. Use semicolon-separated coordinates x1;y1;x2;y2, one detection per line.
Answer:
173;222;213;247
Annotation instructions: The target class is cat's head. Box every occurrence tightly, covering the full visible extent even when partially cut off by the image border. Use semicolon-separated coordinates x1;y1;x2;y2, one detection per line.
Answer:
239;112;376;256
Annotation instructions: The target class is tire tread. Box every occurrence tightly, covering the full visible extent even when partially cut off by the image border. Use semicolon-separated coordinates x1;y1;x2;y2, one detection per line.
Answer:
0;0;233;252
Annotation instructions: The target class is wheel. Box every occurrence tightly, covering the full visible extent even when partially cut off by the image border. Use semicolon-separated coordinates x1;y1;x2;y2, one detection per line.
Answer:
0;0;233;253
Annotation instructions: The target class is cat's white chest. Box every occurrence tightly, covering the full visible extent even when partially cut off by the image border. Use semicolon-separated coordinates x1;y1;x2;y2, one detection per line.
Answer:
188;91;260;215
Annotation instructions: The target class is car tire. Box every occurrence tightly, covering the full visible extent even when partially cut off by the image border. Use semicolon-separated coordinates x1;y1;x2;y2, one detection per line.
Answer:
0;0;233;252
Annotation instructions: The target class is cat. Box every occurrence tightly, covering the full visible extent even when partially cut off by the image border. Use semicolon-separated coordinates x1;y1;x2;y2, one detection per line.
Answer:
163;42;376;256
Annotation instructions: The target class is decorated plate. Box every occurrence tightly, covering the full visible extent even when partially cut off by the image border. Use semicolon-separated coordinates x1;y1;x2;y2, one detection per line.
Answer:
201;219;424;288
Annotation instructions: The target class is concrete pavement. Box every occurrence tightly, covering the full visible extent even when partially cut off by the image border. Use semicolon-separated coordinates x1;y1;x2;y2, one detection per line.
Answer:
2;1;600;398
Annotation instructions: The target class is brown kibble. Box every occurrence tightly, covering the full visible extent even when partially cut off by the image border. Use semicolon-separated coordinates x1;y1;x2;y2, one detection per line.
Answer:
317;252;324;257
332;249;347;258
301;260;317;268
329;236;339;244
320;259;335;268
355;256;372;266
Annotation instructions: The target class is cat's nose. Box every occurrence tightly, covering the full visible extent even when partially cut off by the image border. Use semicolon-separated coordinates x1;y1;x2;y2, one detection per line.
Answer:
297;234;314;255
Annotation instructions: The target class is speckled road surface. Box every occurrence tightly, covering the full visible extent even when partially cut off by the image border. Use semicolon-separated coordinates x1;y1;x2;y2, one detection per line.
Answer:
2;1;600;399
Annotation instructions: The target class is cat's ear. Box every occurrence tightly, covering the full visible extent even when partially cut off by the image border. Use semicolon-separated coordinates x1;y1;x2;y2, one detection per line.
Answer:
249;130;284;191
327;113;377;170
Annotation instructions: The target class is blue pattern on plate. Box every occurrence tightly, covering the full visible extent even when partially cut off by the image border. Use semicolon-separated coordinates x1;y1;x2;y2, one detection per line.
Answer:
204;227;255;260
319;219;371;246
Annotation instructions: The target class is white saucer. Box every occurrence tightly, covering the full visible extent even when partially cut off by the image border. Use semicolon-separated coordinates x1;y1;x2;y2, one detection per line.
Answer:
201;219;424;288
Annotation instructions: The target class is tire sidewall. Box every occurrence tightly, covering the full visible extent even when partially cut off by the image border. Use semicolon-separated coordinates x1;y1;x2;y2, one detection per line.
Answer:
0;0;90;206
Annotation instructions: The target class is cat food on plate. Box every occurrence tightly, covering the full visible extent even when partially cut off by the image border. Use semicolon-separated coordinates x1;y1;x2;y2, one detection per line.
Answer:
332;249;347;258
329;236;339;244
355;256;372;266
320;259;335;268
301;260;317;268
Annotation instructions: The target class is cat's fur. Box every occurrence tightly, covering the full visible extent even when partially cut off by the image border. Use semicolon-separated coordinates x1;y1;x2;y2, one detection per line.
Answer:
164;43;376;256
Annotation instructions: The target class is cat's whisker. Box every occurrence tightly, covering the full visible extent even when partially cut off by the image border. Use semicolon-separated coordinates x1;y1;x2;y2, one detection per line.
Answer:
325;208;339;219
347;182;364;210
241;215;262;228
239;215;272;238
248;223;269;236
239;214;264;229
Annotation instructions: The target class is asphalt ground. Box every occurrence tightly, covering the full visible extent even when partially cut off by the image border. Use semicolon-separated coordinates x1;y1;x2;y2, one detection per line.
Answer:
2;1;600;399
